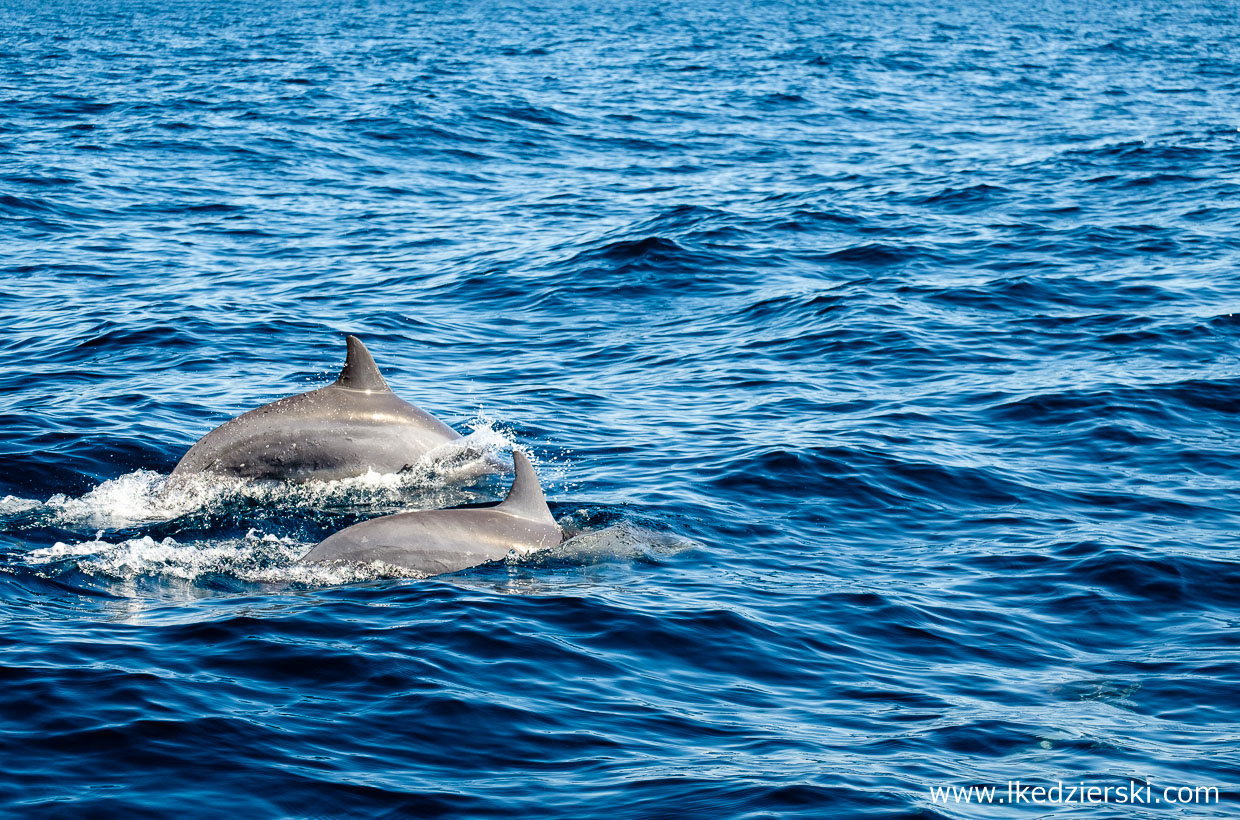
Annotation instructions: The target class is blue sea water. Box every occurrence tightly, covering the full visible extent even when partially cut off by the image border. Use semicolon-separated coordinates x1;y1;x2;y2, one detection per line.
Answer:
3;0;1240;816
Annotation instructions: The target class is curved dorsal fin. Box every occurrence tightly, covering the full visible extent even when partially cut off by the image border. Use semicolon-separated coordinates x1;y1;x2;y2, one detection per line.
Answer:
499;449;556;525
334;335;389;391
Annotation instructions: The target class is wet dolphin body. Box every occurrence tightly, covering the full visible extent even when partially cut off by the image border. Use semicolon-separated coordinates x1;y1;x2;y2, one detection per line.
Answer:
300;449;561;576
170;336;462;482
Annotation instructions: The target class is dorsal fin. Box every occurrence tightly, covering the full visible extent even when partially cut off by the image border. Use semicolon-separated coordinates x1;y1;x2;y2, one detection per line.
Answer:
334;335;389;391
498;449;556;525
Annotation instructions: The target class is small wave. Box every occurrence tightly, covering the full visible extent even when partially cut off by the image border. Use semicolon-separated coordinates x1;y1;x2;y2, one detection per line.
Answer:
755;92;810;109
475;100;574;127
818;242;925;266
0;495;42;515
922;273;1174;312
0;193;57;214
740;289;844;322
913;183;1006;211
575;235;688;265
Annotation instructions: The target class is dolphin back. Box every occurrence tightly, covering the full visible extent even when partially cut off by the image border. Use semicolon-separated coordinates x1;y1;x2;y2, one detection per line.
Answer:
301;449;561;576
497;449;558;527
169;335;461;482
334;335;389;391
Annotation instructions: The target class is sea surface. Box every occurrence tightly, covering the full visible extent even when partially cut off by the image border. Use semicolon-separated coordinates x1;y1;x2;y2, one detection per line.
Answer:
3;0;1240;817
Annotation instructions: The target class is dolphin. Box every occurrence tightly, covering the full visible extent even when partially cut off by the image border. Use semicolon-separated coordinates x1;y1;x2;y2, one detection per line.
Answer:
169;335;462;482
300;449;561;576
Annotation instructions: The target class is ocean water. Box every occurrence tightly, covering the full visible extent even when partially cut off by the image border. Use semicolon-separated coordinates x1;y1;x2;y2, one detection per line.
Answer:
3;0;1240;816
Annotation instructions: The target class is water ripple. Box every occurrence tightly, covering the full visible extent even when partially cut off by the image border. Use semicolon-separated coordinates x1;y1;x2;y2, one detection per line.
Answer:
3;0;1240;816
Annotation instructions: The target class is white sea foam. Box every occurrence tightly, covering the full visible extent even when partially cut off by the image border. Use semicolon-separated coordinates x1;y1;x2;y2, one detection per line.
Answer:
516;520;702;566
21;520;687;589
0;495;41;515
26;530;419;585
11;420;517;530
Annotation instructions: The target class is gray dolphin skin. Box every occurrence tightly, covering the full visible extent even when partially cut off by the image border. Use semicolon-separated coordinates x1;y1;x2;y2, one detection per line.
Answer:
169;335;461;482
300;449;561;576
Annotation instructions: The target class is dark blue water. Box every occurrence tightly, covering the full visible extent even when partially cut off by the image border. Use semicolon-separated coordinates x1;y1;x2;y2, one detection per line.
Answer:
4;0;1240;816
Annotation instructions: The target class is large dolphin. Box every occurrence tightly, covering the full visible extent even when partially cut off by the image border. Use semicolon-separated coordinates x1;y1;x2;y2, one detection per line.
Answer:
170;335;462;482
300;449;561;576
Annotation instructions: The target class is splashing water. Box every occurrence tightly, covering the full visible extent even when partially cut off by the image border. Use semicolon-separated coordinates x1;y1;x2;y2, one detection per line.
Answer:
8;417;646;591
19;520;697;591
23;531;414;587
4;420;516;532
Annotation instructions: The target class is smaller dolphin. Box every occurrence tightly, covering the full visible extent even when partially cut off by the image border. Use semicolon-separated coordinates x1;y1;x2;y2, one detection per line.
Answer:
300;449;561;576
170;335;462;482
